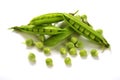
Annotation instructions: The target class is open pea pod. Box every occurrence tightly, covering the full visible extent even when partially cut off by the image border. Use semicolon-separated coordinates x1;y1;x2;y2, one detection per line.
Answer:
63;13;110;48
10;25;67;35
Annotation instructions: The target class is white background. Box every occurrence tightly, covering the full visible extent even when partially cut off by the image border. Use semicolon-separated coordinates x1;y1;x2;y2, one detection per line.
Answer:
0;0;120;80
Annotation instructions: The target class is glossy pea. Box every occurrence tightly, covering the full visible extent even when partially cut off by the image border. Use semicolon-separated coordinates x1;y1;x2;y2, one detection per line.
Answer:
69;48;77;56
79;49;87;57
35;41;43;49
45;58;53;67
90;49;98;57
75;41;83;48
25;38;34;47
70;37;78;44
28;53;36;63
64;57;72;65
43;47;51;55
66;42;75;49
96;29;103;35
63;13;110;48
60;47;67;56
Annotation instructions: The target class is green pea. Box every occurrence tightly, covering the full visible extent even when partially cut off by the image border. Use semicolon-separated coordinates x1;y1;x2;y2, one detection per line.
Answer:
70;37;78;44
90;49;98;57
28;53;36;63
64;57;71;65
25;39;34;47
66;42;75;49
75;41;83;48
35;42;43;49
45;58;53;67
69;48;77;56
36;34;45;42
81;14;87;20
43;47;51;55
96;29;103;35
60;47;67;56
79;49;87;57
81;14;93;27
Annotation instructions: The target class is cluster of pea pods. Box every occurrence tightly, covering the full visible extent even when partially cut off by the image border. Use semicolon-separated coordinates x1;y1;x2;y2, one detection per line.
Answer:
10;11;110;49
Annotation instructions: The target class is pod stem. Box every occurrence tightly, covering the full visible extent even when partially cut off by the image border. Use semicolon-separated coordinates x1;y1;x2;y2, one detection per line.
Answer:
69;10;79;16
9;26;21;31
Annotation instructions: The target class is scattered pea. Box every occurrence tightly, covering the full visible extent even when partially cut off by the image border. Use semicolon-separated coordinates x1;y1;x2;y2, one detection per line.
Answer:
43;47;51;55
79;49;87;57
96;29;103;35
28;53;36;63
64;57;71;65
36;34;45;42
75;41;83;48
35;42;43;49
45;58;53;67
69;48;77;56
66;42;74;49
81;14;87;20
60;47;67;56
90;49;98;57
25;39;34;47
70;37;78;44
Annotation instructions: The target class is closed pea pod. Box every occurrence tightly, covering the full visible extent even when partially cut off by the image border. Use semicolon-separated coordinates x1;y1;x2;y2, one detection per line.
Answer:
29;11;79;26
29;13;64;26
63;13;110;48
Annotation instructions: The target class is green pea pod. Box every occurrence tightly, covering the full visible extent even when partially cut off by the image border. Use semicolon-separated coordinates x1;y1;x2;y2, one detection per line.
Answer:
44;26;74;46
29;13;64;25
29;11;79;26
11;25;67;35
63;13;110;48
